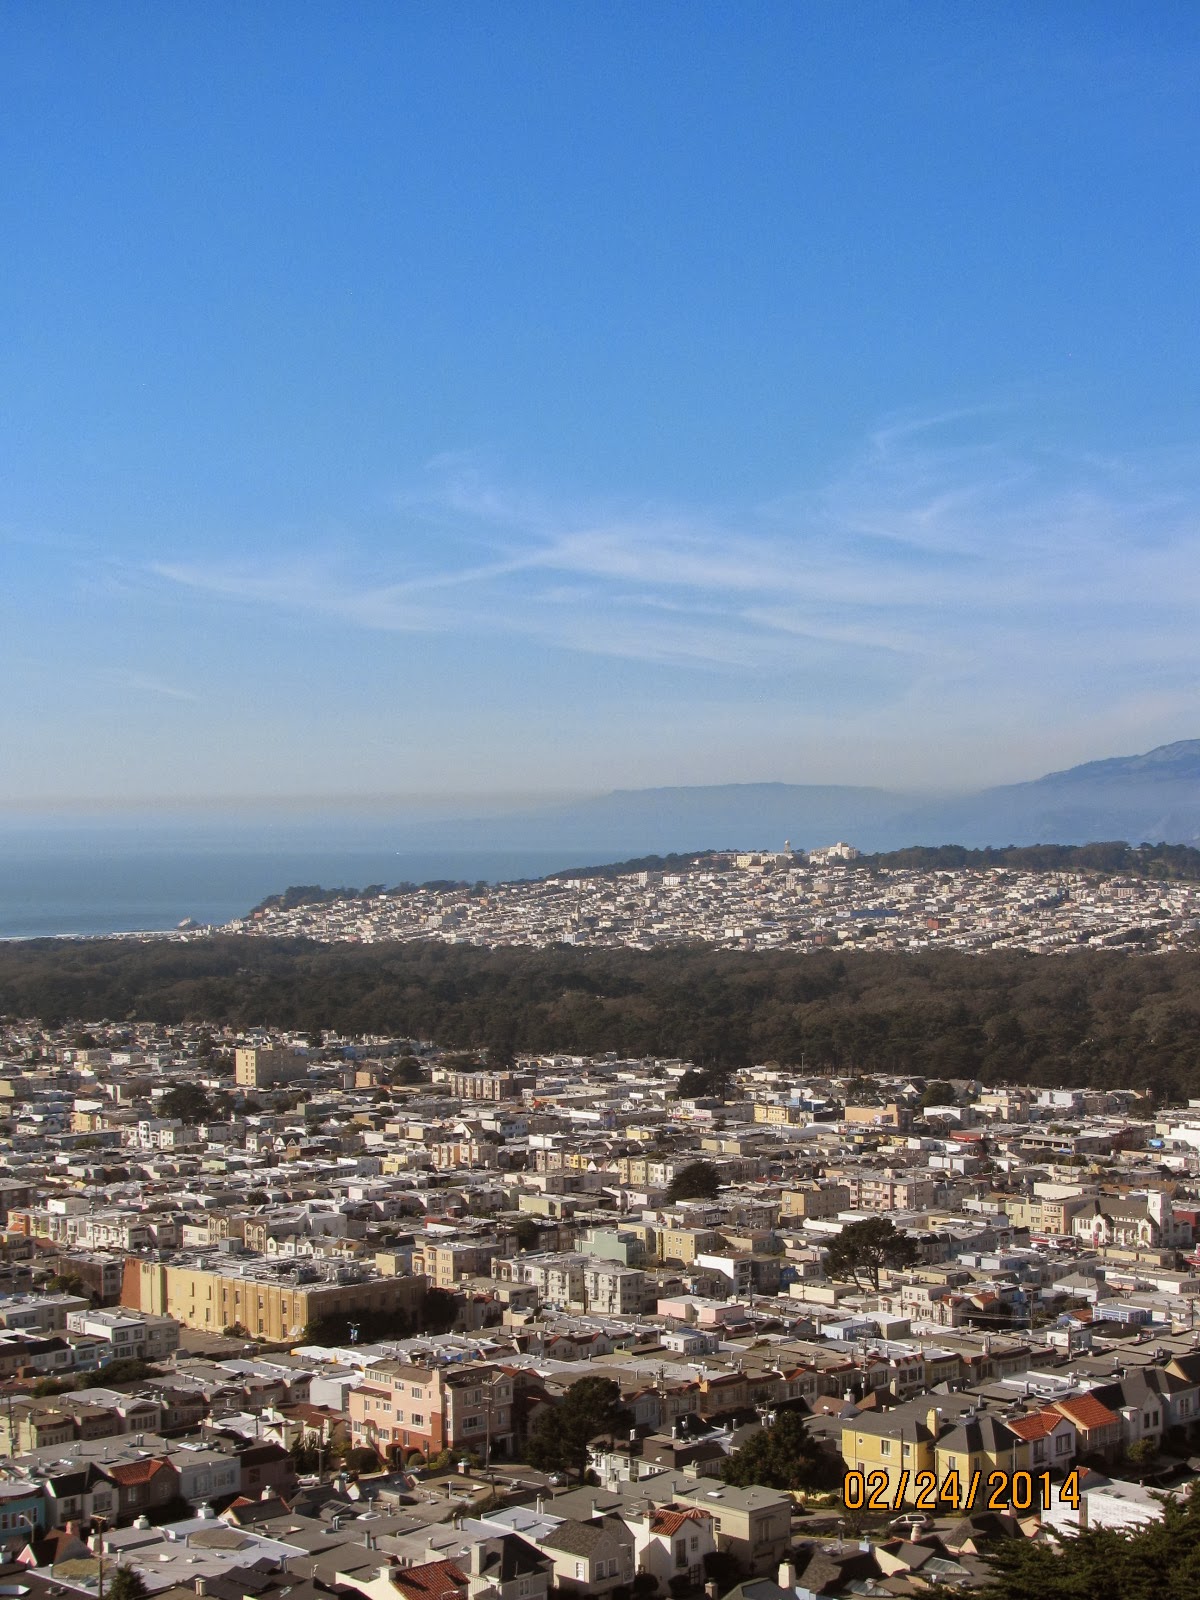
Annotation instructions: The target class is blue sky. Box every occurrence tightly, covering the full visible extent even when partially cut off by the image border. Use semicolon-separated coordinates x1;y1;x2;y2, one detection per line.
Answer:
4;2;1200;808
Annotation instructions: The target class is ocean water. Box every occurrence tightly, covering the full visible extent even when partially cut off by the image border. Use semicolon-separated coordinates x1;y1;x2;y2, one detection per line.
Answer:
0;840;572;940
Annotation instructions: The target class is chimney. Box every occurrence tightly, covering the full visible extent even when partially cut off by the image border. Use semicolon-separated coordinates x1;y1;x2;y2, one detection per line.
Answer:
926;1407;941;1439
591;1500;599;1519
195;1582;207;1597
470;1543;487;1577
778;1562;797;1590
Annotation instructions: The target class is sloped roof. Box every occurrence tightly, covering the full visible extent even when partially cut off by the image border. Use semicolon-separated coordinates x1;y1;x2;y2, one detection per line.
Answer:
388;1558;466;1600
649;1507;711;1536
1052;1393;1119;1430
539;1521;612;1557
475;1535;552;1582
107;1457;174;1487
1005;1410;1064;1442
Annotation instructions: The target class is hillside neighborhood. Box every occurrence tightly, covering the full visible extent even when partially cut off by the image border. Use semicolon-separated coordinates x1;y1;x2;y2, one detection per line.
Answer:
0;1022;1196;1595
218;849;1200;954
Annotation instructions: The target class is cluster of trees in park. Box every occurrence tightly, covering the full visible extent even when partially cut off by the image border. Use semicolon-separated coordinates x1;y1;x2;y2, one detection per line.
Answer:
859;840;1200;880
6;937;1200;1096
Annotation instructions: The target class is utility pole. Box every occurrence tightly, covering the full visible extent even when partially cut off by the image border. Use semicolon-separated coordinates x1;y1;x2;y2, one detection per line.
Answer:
93;1517;107;1600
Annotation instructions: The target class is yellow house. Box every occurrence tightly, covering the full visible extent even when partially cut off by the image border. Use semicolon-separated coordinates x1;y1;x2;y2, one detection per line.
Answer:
754;1103;805;1125
841;1405;938;1505
933;1412;1025;1497
657;1226;722;1265
843;1402;1031;1510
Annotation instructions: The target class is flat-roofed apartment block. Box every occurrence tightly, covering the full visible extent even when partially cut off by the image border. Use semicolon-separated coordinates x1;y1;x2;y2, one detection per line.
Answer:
125;1259;426;1341
780;1184;850;1220
442;1069;535;1100
412;1239;503;1288
349;1360;514;1463
235;1046;306;1089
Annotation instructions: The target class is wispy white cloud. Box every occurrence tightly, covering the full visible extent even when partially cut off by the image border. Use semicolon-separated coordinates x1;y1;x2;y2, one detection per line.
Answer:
101;669;201;704
143;419;1200;722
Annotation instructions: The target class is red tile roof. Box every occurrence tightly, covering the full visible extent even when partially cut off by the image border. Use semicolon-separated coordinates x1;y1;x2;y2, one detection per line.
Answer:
389;1559;467;1600
1052;1394;1118;1431
107;1458;173;1487
1006;1410;1063;1442
649;1507;711;1536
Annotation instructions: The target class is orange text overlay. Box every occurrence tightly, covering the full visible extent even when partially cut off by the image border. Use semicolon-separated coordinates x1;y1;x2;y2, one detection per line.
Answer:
842;1467;1081;1514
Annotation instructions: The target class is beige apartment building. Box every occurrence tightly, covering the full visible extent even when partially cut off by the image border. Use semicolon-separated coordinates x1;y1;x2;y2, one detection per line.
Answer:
844;1102;912;1131
1004;1193;1095;1234
657;1227;723;1266
234;1047;306;1089
125;1259;426;1341
441;1069;534;1101
780;1183;850;1220
412;1238;503;1288
753;1103;808;1125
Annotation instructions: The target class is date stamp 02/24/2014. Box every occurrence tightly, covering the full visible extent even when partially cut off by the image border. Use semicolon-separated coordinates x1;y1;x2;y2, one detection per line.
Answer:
843;1467;1083;1515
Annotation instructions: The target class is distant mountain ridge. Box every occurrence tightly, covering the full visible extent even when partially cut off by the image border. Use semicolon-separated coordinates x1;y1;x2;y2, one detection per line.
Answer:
398;739;1200;859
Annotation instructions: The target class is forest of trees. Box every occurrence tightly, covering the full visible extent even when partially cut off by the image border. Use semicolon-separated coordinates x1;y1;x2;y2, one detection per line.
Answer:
5;937;1200;1096
859;840;1200;880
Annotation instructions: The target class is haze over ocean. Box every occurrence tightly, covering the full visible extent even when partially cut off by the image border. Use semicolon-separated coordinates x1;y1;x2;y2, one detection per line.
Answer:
0;834;567;939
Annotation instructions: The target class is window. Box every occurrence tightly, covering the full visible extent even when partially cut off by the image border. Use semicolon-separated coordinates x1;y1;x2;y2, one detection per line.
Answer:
879;1440;892;1457
675;1542;688;1570
1056;1435;1071;1454
411;1414;424;1426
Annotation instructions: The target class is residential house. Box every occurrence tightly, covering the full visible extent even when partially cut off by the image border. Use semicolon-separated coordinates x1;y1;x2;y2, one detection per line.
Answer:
1005;1409;1077;1473
632;1506;715;1593
1049;1394;1123;1462
537;1516;634;1597
670;1481;790;1577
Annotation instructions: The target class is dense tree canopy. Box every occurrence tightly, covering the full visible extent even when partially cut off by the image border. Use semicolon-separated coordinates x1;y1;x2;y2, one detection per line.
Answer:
665;1160;721;1202
107;1568;149;1600
5;937;1200;1096
825;1218;919;1290
975;1484;1200;1600
526;1376;628;1479
158;1083;213;1124
722;1409;826;1491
